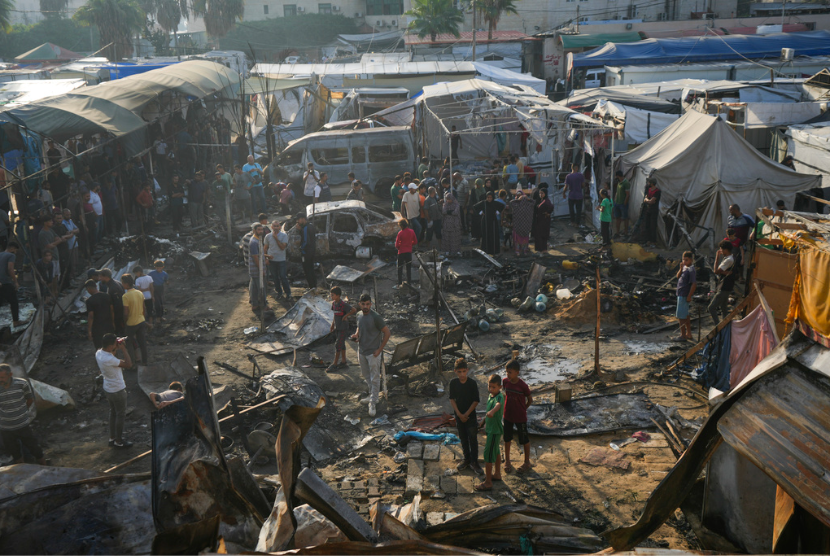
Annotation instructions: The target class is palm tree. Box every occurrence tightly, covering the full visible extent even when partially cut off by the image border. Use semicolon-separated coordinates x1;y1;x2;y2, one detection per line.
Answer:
154;0;189;57
481;0;518;40
0;0;13;30
406;0;464;43
192;0;244;41
74;0;145;60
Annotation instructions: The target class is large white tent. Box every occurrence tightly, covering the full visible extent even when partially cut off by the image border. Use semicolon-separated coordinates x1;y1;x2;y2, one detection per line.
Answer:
616;110;821;249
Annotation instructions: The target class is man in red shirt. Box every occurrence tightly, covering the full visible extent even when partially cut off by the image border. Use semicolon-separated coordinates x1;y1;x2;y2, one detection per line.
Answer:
394;219;417;289
502;359;533;474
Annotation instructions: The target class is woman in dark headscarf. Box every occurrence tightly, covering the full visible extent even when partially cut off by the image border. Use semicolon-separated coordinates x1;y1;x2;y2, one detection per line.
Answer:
469;178;486;240
474;190;501;256
442;192;462;256
534;187;554;252
642;177;662;245
510;190;535;256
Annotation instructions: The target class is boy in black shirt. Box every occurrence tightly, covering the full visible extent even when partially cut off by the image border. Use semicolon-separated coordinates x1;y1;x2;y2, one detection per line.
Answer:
449;358;482;475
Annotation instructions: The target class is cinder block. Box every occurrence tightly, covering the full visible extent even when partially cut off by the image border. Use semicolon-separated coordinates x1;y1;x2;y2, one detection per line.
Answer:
406;475;423;496
408;458;425;478
423;475;440;495
439;476;457;494
423;444;441;461
407;442;424;459
456;476;475;494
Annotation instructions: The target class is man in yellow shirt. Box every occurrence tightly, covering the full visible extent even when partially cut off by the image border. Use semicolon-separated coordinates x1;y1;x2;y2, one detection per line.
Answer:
120;273;149;366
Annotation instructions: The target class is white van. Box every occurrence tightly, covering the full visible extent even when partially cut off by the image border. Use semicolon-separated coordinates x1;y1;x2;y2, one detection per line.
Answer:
276;126;416;196
584;68;606;89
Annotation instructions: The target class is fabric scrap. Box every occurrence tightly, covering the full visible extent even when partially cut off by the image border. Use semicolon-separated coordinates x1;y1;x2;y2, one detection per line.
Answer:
729;304;778;389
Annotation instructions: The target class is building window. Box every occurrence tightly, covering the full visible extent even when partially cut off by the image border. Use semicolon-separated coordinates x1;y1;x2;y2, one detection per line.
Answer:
319;2;332;13
284;4;297;15
366;0;403;15
264;4;269;13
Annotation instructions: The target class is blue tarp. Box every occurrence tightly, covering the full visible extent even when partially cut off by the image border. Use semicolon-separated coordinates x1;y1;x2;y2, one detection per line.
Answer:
572;30;830;68
103;62;181;80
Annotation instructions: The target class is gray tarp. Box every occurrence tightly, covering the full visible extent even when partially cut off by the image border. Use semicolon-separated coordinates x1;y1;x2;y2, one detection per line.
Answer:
0;60;240;156
616;110;822;248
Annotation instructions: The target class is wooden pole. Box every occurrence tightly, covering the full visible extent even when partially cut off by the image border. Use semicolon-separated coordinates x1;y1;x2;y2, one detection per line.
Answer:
594;266;601;375
103;394;287;474
433;248;442;374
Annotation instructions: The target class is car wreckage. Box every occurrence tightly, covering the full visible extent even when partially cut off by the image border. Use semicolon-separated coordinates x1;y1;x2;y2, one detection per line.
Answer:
286;200;402;259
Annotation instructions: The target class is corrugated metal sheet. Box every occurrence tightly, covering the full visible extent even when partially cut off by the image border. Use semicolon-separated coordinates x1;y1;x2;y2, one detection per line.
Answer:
718;364;830;529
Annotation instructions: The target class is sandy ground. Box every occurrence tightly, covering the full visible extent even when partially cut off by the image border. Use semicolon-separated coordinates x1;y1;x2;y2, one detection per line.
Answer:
22;206;711;551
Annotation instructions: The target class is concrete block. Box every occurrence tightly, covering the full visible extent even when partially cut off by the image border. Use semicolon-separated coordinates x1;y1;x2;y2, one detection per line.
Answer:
407;442;424;459
439;476;457;494
406;475;423;497
426;512;446;527
423;475;440;495
456;476;475;494
295;468;377;542
339;481;353;490
408;458;425;479
368;486;381;497
353;480;366;490
367;478;379;487
423;444;441;461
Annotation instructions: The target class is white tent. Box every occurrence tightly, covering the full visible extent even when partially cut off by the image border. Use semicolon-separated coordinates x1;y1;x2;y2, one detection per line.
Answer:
592;100;680;144
471;63;545;94
786;121;830;177
616;110;821;249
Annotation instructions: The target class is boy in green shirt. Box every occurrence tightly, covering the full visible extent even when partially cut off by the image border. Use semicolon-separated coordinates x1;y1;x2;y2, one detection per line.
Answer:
476;373;504;491
598;189;613;246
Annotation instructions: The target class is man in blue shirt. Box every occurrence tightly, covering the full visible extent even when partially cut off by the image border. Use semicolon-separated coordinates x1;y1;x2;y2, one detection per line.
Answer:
243;155;266;214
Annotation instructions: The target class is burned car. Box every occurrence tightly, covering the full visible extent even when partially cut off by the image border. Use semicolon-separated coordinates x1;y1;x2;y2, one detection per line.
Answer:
286;200;402;258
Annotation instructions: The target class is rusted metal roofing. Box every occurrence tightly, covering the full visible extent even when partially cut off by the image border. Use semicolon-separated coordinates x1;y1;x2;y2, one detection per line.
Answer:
718;364;830;529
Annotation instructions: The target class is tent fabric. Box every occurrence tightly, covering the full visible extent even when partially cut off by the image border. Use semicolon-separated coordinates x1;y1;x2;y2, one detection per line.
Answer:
593;100;680;143
729;304;778;389
471;63;545;94
616;110;821;248
572;30;830;68
696;323;732;392
0;60;240;156
787;244;830;340
559;88;680;113
743;102;823;128
786;122;830;176
14;43;82;62
560;32;642;49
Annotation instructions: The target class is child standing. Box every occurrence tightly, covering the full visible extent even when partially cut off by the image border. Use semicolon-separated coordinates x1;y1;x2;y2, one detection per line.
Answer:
327;286;356;373
598;189;612;246
476;374;504;491
133;266;155;326
503;360;533;474
394;219;417;289
674;251;697;342
148;260;170;323
449;358;481;475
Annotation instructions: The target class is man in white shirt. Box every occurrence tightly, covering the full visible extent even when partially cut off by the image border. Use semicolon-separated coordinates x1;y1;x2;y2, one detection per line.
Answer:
133;266;155;325
303;162;321;205
264;220;291;299
90;184;104;242
95;333;133;448
401;184;422;238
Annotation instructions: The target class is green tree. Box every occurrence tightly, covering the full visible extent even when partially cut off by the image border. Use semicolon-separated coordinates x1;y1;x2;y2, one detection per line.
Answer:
219;13;357;53
154;0;188;56
481;0;518;40
0;0;13;30
192;0;244;41
0;18;99;60
39;0;68;19
73;0;145;60
405;0;463;43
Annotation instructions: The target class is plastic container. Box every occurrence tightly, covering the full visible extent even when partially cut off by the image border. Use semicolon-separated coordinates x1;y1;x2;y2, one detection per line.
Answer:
535;301;547;312
536;294;549;304
562;260;579;270
556;288;573;300
478;320;490;332
355;246;372;259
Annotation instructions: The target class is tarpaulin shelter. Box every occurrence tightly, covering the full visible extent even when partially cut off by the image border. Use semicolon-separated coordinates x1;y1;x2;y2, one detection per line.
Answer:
0;60;241;157
14;43;82;64
592;100;680;144
616;110;821;248
559;87;681;113
570;30;830;70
